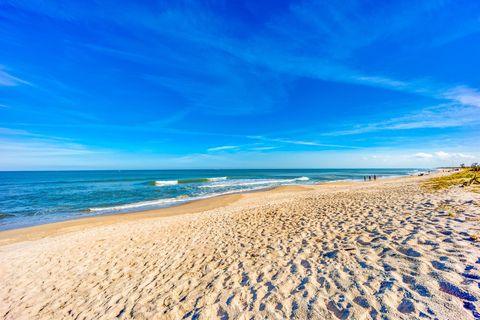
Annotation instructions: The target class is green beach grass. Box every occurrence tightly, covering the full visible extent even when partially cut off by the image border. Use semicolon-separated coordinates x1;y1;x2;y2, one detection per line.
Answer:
424;168;480;192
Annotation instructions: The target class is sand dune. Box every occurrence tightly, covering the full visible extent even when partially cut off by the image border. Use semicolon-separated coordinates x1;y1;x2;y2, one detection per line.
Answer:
1;175;479;319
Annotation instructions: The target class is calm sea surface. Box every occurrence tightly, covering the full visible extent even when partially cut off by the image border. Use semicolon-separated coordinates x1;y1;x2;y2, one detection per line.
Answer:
0;169;425;230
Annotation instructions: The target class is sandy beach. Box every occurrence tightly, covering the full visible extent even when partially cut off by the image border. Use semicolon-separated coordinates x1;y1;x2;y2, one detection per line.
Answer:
1;174;479;319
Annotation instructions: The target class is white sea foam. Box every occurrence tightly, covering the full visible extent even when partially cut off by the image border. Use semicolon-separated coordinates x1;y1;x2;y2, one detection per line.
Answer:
89;198;184;212
88;186;265;213
154;177;227;186
154;180;178;186
200;177;310;188
90;176;310;213
207;177;227;181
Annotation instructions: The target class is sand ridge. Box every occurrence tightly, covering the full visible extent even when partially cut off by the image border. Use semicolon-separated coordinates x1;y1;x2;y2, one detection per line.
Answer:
0;175;479;319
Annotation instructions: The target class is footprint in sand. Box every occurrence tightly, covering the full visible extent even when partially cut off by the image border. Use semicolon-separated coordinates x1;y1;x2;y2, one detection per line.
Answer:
397;298;415;314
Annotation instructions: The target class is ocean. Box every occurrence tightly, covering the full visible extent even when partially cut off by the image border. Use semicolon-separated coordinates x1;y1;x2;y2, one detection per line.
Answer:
0;169;424;230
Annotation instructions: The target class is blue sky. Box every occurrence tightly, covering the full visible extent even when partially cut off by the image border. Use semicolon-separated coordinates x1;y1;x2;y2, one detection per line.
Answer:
1;0;479;170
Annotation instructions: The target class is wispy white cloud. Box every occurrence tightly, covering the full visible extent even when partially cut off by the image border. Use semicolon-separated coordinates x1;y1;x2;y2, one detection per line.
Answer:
0;127;35;136
247;135;361;149
207;137;361;153
415;152;434;159
0;127;99;162
143;109;190;128
0;138;97;157
0;136;114;170
250;146;278;151
435;151;474;160
207;145;238;152
324;102;480;136
414;151;475;160
444;86;480;108
354;76;409;89
0;127;79;142
0;68;30;86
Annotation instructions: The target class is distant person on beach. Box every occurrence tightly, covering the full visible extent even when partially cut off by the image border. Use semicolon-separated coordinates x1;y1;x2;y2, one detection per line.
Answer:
368;176;371;181
374;174;376;180
364;176;366;182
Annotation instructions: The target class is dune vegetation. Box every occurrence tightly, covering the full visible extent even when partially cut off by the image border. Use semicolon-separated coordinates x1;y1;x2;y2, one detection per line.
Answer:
424;166;480;192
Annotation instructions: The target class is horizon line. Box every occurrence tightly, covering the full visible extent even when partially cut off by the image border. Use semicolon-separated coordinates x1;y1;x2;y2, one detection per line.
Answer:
0;167;436;172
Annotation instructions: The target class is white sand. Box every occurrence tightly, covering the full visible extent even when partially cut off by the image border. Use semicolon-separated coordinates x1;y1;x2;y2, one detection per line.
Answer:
1;175;479;319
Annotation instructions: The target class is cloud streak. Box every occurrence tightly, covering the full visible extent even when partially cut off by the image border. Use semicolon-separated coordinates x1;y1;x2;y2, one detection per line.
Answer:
0;68;29;86
444;86;480;108
323;103;480;136
247;136;362;149
415;151;475;160
207;145;238;152
0;127;100;162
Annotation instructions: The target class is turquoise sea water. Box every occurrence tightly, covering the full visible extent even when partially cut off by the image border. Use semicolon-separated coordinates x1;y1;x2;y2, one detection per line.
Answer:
0;169;425;230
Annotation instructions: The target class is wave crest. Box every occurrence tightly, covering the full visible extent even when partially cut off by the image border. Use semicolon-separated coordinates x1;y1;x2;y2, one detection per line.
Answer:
88;186;263;213
200;176;310;188
154;177;227;186
154;180;178;186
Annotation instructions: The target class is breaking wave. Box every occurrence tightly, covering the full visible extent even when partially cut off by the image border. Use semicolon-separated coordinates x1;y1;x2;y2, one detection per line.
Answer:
200;176;310;188
88;186;263;213
154;177;228;186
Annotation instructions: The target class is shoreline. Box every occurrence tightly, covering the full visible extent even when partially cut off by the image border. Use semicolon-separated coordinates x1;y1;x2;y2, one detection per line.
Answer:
0;172;434;247
0;170;428;236
0;184;314;246
0;172;435;247
0;174;423;246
